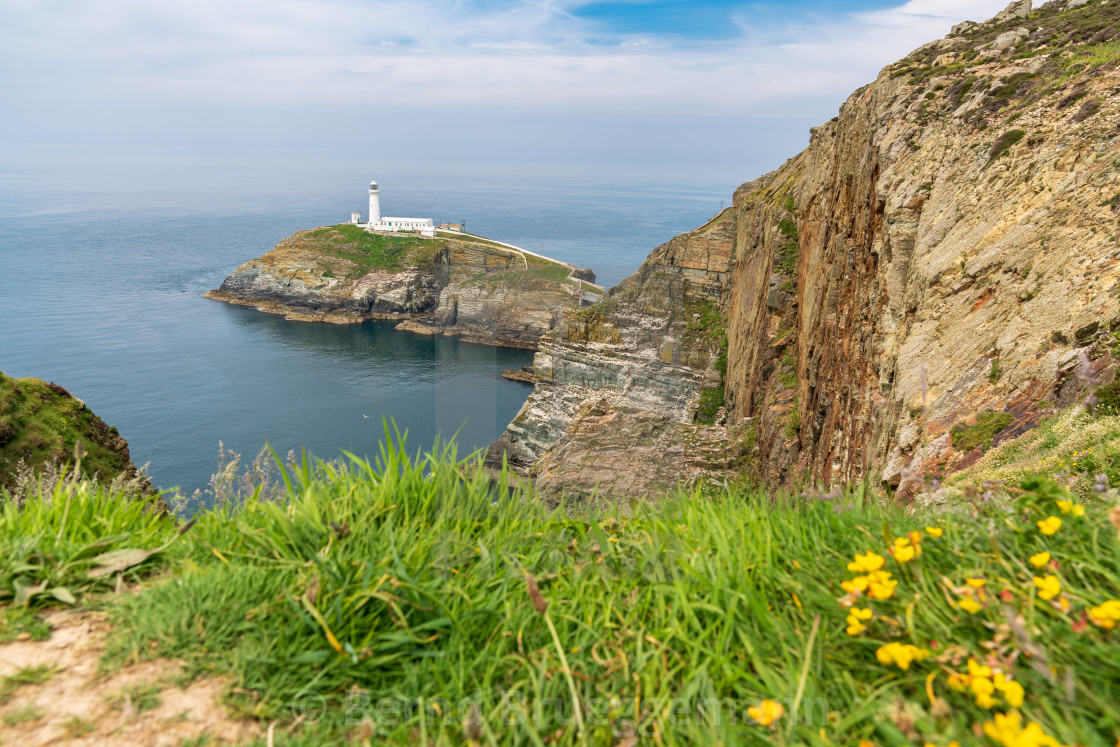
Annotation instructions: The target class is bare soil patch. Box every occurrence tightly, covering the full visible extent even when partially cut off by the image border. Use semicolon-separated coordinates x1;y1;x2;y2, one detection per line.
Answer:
0;610;261;746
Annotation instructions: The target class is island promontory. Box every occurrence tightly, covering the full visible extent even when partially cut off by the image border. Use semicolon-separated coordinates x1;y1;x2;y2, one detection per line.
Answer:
205;225;601;350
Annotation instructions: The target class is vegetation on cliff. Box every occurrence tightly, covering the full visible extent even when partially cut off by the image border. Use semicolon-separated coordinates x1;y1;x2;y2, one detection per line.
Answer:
229;224;578;288
299;225;447;276
0;371;137;488
207;224;594;348
1;427;1119;744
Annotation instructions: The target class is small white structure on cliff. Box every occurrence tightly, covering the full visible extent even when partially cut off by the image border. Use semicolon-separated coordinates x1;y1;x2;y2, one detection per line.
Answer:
365;180;436;237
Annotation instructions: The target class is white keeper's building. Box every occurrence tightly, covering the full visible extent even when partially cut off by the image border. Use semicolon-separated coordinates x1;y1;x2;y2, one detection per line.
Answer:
350;180;436;237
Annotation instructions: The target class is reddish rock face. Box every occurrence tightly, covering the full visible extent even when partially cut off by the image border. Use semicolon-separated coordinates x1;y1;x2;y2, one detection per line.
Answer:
722;0;1120;493
493;0;1120;501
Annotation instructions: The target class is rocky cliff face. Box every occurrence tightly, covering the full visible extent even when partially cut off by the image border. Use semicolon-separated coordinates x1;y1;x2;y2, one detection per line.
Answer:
491;0;1120;500
486;210;743;500
206;225;599;350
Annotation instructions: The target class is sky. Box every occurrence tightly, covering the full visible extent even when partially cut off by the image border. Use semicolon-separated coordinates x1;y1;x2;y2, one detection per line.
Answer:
0;0;1013;188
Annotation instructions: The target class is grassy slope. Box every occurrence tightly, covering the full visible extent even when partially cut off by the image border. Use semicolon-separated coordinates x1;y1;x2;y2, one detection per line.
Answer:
0;371;133;488
1;431;1118;746
292;226;579;290
950;406;1120;499
295;225;448;276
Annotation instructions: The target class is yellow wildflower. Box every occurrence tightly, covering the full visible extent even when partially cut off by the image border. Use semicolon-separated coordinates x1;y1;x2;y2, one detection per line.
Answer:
1033;575;1061;601
845;607;872;635
995;676;1025;709
966;578;987;589
875;642;930;670
867;572;898;601
1029;551;1051;569
967;658;992;679
982;711;1066;747
971;674;996;708
847;552;885;574
959;597;983;615
1056;500;1084;517
1054;596;1071;613
1037;516;1062;535
850;607;873;621
747;699;783;726
889;536;921;563
951;661;1026;710
925;526;943;538
1088;599;1120;630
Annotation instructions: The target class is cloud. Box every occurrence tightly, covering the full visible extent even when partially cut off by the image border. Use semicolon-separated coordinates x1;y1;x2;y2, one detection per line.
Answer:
0;0;1013;119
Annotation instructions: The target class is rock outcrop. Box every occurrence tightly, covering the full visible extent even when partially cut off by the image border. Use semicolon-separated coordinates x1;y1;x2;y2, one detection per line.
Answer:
0;371;148;490
206;225;600;350
491;0;1120;500
486;210;743;500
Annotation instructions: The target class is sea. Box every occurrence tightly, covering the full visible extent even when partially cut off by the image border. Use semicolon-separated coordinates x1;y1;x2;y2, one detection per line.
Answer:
0;160;731;503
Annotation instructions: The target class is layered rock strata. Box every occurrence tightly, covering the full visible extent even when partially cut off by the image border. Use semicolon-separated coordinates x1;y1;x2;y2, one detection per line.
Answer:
491;0;1120;500
206;226;599;350
486;210;741;499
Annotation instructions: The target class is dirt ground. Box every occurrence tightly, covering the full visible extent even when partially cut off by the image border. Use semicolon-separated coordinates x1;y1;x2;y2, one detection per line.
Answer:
0;610;262;746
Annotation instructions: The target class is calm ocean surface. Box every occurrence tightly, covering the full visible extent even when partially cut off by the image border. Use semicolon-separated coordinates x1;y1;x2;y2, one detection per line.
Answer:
0;162;729;500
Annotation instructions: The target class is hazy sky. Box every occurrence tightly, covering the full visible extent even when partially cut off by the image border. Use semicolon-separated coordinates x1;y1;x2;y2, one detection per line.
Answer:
0;0;1012;186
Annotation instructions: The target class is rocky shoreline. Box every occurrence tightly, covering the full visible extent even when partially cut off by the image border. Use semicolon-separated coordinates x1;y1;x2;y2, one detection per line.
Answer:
205;225;601;350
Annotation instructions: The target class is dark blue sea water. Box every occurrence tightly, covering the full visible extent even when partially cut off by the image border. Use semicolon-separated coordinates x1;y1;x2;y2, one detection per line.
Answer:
0;161;729;499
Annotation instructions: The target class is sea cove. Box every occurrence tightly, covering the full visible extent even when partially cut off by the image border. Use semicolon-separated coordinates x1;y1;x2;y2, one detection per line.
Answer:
0;167;726;497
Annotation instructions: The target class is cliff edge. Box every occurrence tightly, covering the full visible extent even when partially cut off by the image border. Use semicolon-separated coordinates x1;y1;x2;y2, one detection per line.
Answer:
490;0;1120;500
0;371;146;490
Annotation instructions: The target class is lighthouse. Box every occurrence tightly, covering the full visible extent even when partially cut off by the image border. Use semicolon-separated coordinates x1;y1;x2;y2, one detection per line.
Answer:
368;181;381;224
363;179;436;236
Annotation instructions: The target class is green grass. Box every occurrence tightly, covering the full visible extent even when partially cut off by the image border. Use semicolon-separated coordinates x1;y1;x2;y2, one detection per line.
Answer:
1062;42;1120;78
109;682;162;714
435;230;511;250
952;405;1120;499
987;130;1027;163
462;262;574;290
695;386;725;424
783;396;801;439
3;703;43;726
303;225;446;274
684;298;726;349
1092;381;1120;416
0;430;1118;744
0;371;134;488
61;715;96;737
0;664;60;704
951;410;1015;453
0;467;175;613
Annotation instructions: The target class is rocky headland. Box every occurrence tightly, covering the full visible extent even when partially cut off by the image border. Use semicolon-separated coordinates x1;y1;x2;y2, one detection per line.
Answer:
0;371;146;490
489;0;1120;502
205;225;600;350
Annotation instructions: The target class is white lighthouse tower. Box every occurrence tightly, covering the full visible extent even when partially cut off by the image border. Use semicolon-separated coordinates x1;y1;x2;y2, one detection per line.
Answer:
368;180;381;224
364;179;436;236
